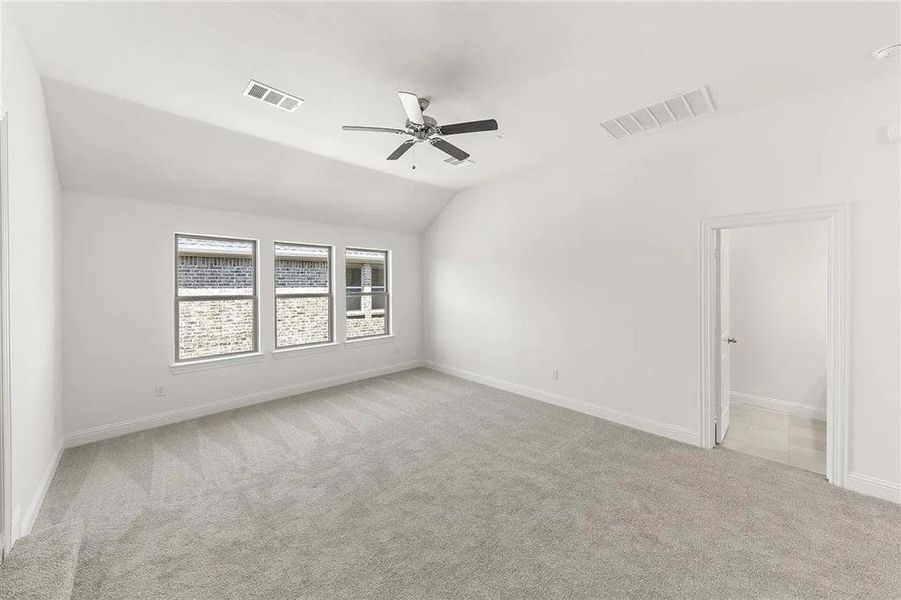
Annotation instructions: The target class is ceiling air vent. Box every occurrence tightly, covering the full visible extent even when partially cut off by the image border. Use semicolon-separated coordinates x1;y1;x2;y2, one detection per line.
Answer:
242;80;304;113
600;86;715;140
443;157;476;167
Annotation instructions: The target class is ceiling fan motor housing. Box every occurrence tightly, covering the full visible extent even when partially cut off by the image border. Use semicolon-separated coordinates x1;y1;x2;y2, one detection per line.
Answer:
407;115;438;140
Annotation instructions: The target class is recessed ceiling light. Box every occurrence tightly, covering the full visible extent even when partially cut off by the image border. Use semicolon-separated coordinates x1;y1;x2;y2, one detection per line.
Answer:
873;43;900;59
242;80;304;112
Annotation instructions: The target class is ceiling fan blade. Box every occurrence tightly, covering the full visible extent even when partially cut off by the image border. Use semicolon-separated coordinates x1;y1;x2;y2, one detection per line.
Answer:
397;91;424;126
438;119;498;136
430;138;470;161
342;126;406;135
387;139;416;160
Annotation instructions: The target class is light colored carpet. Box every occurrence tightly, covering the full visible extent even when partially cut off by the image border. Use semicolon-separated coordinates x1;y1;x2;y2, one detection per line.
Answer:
20;368;901;598
0;521;82;599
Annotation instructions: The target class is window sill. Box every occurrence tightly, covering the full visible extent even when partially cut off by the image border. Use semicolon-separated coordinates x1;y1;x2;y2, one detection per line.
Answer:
272;342;339;359
345;334;395;349
170;352;264;374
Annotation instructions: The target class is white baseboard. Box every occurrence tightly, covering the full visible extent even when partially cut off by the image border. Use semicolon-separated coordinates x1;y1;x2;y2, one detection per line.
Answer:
15;438;64;541
423;361;699;446
730;391;825;421
65;360;423;448
846;472;901;504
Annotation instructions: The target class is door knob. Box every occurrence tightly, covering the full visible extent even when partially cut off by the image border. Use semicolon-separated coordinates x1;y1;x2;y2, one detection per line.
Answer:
727;337;738;344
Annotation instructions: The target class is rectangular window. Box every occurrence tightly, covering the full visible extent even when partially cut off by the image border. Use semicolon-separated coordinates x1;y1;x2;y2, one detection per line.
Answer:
175;234;258;362
345;248;390;340
275;242;333;348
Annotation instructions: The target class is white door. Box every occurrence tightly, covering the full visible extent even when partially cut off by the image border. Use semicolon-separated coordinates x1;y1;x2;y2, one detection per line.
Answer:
716;231;732;444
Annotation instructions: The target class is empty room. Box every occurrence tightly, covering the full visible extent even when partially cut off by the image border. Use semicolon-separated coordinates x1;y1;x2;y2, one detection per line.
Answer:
1;2;900;598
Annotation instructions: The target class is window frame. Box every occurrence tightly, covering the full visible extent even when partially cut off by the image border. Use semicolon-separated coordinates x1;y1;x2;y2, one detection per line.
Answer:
273;241;334;350
344;247;391;341
174;233;259;363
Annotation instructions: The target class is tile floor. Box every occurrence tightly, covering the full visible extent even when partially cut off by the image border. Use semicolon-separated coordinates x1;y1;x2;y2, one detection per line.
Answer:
721;402;826;475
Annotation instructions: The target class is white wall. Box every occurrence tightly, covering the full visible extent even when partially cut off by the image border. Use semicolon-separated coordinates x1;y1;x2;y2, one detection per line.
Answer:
63;192;421;441
726;223;827;416
1;18;64;542
422;73;900;496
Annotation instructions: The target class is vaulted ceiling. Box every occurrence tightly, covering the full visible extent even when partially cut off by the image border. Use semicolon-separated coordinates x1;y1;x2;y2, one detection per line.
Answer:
39;80;453;232
6;1;898;231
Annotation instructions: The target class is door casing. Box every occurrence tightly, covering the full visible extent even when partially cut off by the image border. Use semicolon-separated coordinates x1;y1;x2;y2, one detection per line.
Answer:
0;110;11;558
698;204;849;487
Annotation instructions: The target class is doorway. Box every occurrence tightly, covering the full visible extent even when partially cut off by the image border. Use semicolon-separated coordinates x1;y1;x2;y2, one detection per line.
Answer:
699;205;849;487
717;222;827;473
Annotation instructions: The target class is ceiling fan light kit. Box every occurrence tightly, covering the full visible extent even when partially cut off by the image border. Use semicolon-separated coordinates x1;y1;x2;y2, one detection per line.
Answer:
343;91;498;165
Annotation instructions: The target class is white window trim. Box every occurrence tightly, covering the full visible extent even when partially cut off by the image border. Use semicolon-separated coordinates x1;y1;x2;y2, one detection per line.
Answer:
344;334;395;349
271;341;340;359
344;246;392;342
273;241;335;351
170;351;265;375
173;232;260;364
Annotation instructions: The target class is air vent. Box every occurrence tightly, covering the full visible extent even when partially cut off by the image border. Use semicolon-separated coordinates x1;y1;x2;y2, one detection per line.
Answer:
242;80;303;113
601;87;715;140
443;157;476;167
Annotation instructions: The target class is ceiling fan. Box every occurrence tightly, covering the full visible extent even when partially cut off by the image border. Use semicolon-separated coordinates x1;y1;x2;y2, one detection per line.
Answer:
342;92;498;164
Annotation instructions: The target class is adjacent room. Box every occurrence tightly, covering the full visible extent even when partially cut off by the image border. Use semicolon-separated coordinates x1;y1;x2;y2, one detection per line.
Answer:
718;221;829;475
1;2;900;598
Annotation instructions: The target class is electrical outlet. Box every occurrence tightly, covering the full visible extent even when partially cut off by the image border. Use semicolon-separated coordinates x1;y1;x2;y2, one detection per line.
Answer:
552;369;559;381
154;384;167;398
